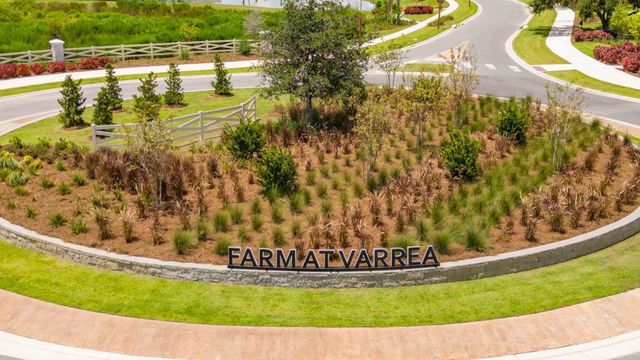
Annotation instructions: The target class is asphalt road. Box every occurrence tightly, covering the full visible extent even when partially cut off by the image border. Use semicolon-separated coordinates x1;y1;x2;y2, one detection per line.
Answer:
0;0;638;129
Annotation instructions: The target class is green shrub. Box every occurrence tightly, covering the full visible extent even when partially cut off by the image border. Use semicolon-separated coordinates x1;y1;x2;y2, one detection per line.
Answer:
173;230;194;255
229;206;243;224
250;198;262;215
251;215;263;231
237;226;250;243
25;206;36;219
14;186;28;196
212;54;233;96
54;160;66;171
465;226;486;251
49;212;67;228
272;227;286;246
271;202;284;224
390;234;417;250
290;220;302;237
58;75;86;128
440;130;482;180
196;219;209;241
289;192;304;214
213;212;230;232
238;39;252;56
214;236;231;256
415;219;429;242
71;173;87;186
41;177;54;189
255;147;298;195
222;118;266;160
70;216;88;234
6;200;16;210
56;182;71;196
496;98;529;144
433;231;451;255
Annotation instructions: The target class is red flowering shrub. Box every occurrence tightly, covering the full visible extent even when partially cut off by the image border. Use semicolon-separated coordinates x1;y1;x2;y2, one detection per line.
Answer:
77;57;99;70
16;64;31;76
0;64;18;79
622;54;640;74
65;62;77;71
404;5;433;14
594;41;640;65
96;57;111;67
573;27;612;42
31;63;45;75
47;61;65;73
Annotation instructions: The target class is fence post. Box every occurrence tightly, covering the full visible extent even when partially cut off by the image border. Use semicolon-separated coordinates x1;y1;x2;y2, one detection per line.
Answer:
150;43;154;59
91;46;95;57
27;50;32;64
178;41;182;58
91;124;97;148
199;111;204;143
120;45;125;62
49;39;65;62
240;100;245;120
233;39;237;53
205;40;210;54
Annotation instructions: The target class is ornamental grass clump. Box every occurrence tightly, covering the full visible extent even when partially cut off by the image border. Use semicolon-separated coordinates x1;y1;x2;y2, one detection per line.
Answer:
214;236;230;256
173;230;194;255
213;211;230;232
272;227;286;246
94;208;111;240
70;216;88;235
49;212;66;228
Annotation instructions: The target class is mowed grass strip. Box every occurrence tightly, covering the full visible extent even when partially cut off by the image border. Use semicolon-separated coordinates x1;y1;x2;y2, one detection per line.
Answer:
1;233;640;327
512;10;568;65
546;70;640;99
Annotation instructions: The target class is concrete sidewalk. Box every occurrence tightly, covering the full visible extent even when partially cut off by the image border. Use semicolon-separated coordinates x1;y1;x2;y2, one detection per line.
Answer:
546;8;640;90
1;287;640;359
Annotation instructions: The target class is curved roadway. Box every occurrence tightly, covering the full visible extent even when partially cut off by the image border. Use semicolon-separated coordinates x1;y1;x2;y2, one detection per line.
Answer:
0;0;638;130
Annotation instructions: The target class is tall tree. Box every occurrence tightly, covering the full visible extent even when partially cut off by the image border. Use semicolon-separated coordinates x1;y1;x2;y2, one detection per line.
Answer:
58;75;86;128
531;0;619;32
212;54;233;96
104;63;123;111
164;63;185;106
373;43;405;88
133;73;162;122
259;0;370;124
92;87;113;126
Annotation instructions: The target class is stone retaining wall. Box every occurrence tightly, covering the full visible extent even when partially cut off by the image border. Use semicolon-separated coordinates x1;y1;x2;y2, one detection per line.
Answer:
2;206;640;288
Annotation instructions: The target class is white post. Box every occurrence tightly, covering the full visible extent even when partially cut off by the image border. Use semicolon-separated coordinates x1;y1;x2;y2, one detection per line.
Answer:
150;43;154;59
121;45;125;62
199;111;204;143
49;38;65;62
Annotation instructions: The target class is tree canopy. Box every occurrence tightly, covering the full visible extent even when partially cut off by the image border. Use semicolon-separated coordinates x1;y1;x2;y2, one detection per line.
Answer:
258;0;370;125
530;0;620;32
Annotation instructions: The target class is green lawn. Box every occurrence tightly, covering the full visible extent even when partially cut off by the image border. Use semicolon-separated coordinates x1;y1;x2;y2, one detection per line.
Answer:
398;63;453;73
1;232;640;327
513;10;568;65
0;89;279;146
369;0;478;53
546;70;640;99
0;67;255;98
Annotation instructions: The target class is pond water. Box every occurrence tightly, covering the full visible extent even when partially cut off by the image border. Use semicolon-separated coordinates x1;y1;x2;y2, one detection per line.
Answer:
167;0;375;11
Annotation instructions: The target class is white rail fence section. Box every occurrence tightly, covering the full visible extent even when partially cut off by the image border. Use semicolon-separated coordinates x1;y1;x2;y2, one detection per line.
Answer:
91;95;257;149
0;39;254;64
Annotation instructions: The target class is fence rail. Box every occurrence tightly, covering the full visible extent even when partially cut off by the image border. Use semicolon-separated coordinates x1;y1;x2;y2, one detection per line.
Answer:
91;95;257;149
0;39;255;64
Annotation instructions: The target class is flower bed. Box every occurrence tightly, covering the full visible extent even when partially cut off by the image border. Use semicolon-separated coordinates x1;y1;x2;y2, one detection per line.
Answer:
594;41;640;73
573;27;612;42
404;5;434;14
0;57;111;80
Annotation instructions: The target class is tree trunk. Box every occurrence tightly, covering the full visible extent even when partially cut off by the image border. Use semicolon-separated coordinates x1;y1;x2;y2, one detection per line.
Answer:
305;96;314;125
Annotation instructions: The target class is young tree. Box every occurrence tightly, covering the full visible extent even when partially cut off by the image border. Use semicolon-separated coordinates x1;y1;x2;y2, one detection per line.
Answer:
353;93;390;181
545;83;585;172
133;72;162;122
408;75;447;148
531;0;619;32
259;0;370;124
373;43;405;88
164;63;185;106
244;11;262;36
212;54;233;96
58;75;86;128
104;63;123;111
92;87;113;126
447;46;479;124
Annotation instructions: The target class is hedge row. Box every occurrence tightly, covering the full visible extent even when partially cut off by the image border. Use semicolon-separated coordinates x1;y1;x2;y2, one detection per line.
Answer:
593;41;640;73
573;27;612;42
404;5;434;14
0;57;111;80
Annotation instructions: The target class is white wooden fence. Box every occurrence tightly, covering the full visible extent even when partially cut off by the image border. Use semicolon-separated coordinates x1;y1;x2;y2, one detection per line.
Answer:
0;39;255;64
91;95;257;149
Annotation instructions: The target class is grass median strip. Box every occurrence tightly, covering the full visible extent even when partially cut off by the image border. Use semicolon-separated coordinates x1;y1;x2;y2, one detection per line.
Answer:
512;10;568;65
1;233;639;327
546;70;640;99
0;67;256;98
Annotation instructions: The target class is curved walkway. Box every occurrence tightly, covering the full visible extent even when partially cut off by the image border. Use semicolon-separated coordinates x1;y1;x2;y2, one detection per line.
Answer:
1;287;640;359
546;8;640;90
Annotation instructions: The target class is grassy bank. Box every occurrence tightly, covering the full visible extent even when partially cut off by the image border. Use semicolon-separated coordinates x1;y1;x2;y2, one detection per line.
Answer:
546;70;640;99
369;0;478;53
512;10;568;65
0;89;279;145
1;233;639;327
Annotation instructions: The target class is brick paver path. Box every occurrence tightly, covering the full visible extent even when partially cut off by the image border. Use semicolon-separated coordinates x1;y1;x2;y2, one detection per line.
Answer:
1;288;640;359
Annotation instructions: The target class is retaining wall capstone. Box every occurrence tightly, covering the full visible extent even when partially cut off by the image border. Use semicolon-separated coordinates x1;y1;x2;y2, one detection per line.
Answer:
2;206;640;288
